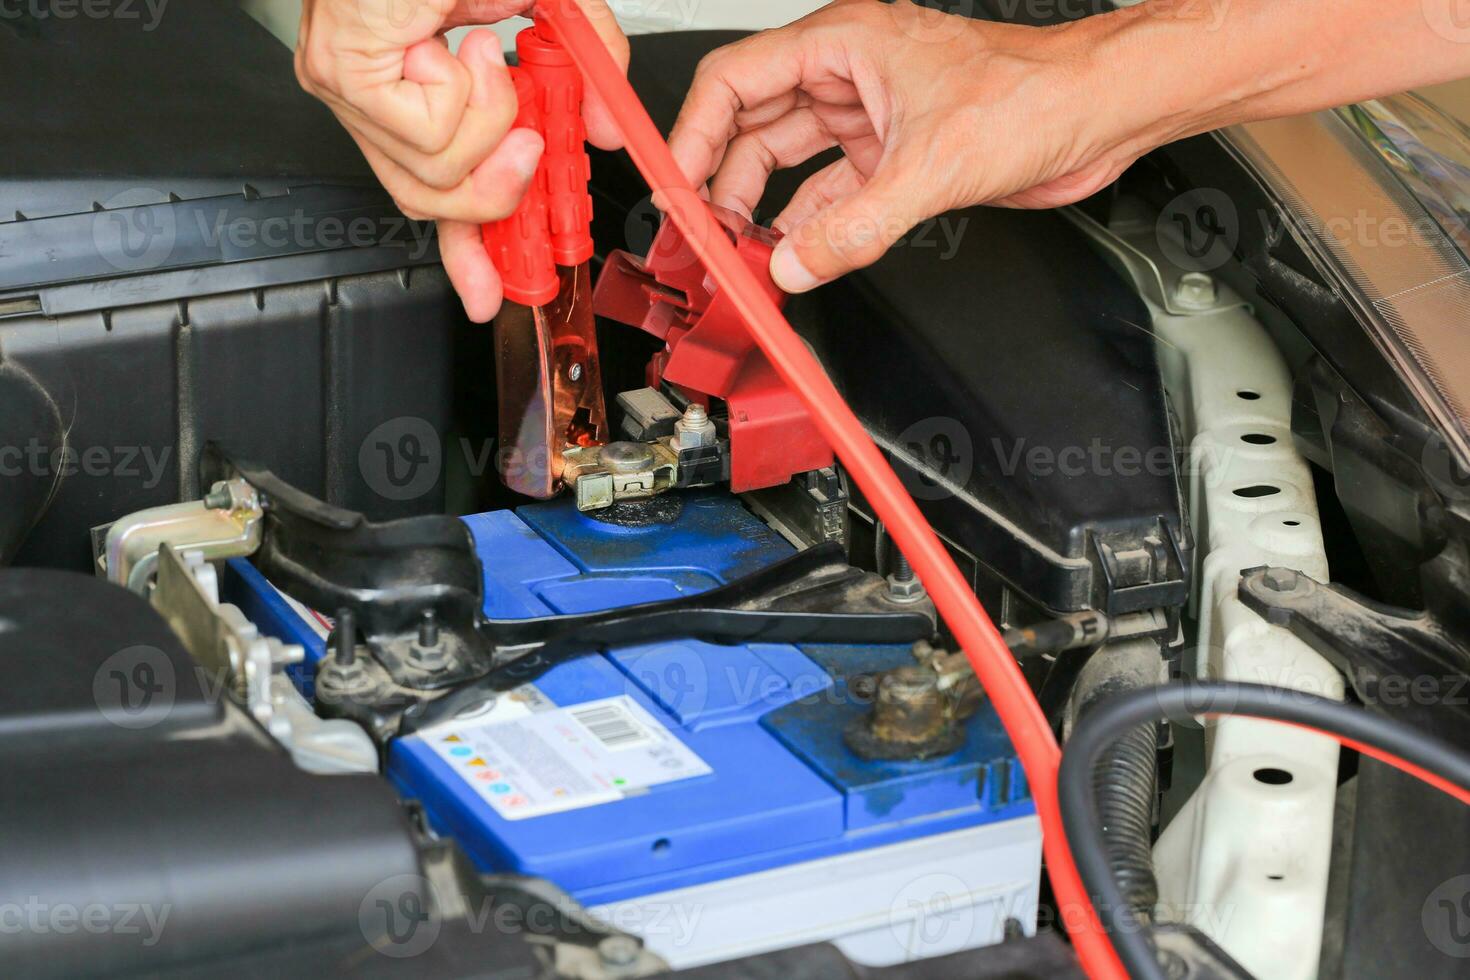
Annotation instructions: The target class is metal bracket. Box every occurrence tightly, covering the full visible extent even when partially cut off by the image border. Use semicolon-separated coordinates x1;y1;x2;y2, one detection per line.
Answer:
100;477;263;593
150;543;377;773
196;446;934;743
1240;565;1470;746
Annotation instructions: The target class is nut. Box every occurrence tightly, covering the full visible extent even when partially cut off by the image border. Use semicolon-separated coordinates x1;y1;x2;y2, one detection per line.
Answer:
673;403;717;450
886;572;927;602
1173;271;1218;310
1261;567;1302;593
597;934;640;969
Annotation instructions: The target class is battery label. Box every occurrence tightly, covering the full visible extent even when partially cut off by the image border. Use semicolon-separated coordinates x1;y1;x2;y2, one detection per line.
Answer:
420;695;711;820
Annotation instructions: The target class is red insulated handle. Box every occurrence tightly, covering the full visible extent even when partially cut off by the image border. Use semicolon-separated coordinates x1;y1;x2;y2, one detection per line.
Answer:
517;23;594;267
481;67;559;307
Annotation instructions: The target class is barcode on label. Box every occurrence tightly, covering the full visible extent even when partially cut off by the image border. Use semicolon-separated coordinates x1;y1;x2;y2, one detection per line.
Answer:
571;702;649;749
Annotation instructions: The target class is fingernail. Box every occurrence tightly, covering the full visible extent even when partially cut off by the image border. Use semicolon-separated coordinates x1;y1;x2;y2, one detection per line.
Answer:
481;36;505;66
770;242;819;293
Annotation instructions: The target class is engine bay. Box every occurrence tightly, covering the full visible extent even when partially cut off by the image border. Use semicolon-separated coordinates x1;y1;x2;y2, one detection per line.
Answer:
3;7;1470;979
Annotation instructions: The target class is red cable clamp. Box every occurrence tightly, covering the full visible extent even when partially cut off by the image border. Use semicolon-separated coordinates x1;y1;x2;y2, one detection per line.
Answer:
593;206;834;492
481;24;595;305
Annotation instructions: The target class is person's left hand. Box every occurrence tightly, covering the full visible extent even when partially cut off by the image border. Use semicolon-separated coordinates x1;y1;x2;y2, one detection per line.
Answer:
296;1;629;321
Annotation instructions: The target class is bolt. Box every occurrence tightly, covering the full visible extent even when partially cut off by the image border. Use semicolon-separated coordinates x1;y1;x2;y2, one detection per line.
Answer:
673;402;717;450
318;608;383;705
886;547;925;602
409;611;451;671
597;934;640;969
269;639;305;668
334;608;356;666
1174;271;1218;310
202;481;235;510
417;609;440;648
568;362;583;382
1261;567;1302;593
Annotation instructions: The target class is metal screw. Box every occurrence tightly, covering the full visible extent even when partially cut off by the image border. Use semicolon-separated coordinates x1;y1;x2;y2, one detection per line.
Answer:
597;934;640;969
318;607;383;705
409;609;451;670
568;362;583;382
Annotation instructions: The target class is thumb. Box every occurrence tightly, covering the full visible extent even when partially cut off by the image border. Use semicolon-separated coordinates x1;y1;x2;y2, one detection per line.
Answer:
767;166;931;294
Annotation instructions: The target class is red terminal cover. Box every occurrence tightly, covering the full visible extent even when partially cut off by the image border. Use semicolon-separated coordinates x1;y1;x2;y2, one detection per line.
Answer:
593;207;834;492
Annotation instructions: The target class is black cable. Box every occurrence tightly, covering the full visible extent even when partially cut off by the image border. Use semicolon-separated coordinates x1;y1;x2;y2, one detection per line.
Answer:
1091;720;1161;916
1058;681;1470;980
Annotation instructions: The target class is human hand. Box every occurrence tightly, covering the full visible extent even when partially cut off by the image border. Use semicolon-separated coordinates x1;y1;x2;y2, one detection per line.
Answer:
296;0;629;320
667;0;1157;293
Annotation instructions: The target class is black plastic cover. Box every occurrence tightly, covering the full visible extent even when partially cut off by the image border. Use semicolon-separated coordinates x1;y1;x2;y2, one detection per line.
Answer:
0;569;423;975
0;6;464;570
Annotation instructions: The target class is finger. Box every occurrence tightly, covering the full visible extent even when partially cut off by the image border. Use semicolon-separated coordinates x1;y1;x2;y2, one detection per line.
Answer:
707;107;835;219
442;1;631;149
769;152;934;293
337;34;479;156
667;30;811;187
350;124;543;223
439;219;504;323
772;156;866;233
331;30;521;192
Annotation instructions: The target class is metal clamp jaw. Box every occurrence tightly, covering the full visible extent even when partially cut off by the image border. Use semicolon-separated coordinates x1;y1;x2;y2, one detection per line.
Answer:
481;24;608;500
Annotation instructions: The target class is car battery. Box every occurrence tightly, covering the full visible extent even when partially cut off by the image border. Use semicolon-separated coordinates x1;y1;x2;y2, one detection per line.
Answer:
228;492;1040;969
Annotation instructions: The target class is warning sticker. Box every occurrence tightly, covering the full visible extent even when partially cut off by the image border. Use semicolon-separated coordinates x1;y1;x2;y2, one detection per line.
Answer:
420;695;711;820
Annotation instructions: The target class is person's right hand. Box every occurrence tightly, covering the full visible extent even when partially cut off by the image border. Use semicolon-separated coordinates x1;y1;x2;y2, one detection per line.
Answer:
296;1;629;321
667;0;1149;294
